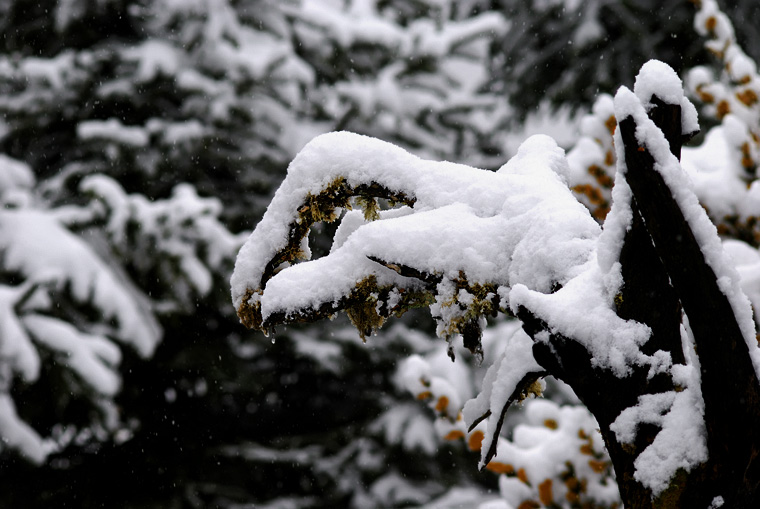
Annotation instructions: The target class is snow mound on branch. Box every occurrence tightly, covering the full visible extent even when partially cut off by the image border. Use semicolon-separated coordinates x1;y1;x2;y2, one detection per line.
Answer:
231;131;599;330
611;382;707;494
509;262;652;378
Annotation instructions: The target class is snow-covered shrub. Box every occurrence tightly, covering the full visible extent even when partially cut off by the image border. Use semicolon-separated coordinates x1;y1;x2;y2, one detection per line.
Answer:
0;2;514;505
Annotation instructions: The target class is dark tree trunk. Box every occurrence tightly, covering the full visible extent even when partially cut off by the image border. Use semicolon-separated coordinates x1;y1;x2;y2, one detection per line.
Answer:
617;97;760;507
518;94;760;507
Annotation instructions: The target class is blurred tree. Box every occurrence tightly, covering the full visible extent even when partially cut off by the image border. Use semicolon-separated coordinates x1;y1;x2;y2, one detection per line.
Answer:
487;0;758;121
0;0;510;507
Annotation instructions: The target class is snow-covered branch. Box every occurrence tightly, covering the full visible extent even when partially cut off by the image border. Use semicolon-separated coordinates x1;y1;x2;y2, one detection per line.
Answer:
232;131;599;352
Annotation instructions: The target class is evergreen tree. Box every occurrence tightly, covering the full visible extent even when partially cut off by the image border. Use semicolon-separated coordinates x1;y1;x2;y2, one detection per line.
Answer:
0;0;511;506
487;0;759;121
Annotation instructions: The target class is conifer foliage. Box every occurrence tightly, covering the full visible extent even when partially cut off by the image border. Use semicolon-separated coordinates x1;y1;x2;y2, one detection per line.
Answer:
0;0;512;507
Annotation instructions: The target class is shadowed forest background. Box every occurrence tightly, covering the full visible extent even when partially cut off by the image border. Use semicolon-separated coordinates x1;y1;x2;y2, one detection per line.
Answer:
0;0;759;507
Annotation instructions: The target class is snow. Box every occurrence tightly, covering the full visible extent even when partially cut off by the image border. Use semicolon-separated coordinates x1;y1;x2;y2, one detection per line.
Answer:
694;0;735;42
295;0;405;49
19;52;76;89
398;354;462;421
0;284;41;383
81;174;244;301
406;12;507;59
146;119;207;145
711;496;725;508
572;3;603;49
509;260;652;377
634;60;685;108
486;399;620;507
596;172;632;277
0;155;35;194
421;487;503;509
614;83;760;377
215;14;760;497
726;45;757;83
681;126;746;220
77;119;149;148
369;471;434;506
371;404;438;455
610;385;707;495
724;240;760;325
602;60;760;494
125;39;182;82
0;394;56;465
461;327;543;467
23;315;122;396
631;59;700;136
506;103;581;158
0;209;161;357
231;131;599;337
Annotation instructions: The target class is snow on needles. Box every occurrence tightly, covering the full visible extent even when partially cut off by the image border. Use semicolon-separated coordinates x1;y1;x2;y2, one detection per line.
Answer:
0;210;161;357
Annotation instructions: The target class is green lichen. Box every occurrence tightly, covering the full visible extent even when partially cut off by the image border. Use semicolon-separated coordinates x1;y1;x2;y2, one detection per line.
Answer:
438;276;498;340
237;288;264;331
652;468;689;509
346;275;385;340
355;195;380;221
614;292;624;311
248;178;426;335
300;177;350;224
392;289;435;316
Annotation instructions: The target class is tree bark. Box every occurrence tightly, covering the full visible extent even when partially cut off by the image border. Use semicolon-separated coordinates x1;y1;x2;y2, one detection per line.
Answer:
618;97;760;507
518;95;760;507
